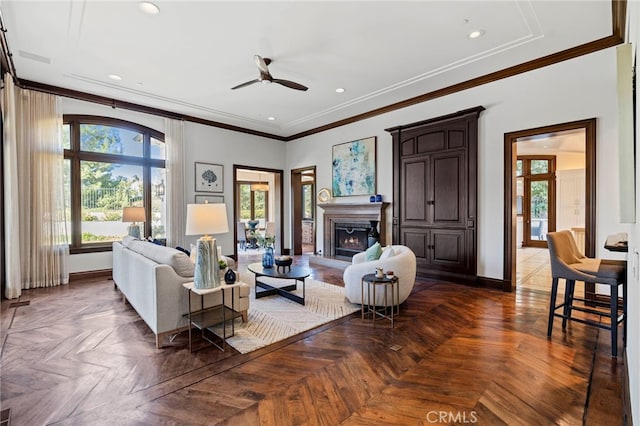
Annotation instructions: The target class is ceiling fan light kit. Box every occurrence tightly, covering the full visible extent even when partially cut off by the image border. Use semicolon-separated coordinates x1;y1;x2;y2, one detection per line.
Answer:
231;55;308;91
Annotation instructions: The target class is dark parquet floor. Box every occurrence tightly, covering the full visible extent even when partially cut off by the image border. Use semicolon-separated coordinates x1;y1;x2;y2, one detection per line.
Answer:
0;255;624;425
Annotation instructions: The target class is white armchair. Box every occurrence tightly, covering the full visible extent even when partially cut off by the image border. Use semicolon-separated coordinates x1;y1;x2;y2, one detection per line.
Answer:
343;245;417;306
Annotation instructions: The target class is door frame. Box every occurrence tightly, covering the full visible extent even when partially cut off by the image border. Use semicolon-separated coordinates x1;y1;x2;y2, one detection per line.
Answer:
503;118;596;292
291;166;316;255
233;165;284;261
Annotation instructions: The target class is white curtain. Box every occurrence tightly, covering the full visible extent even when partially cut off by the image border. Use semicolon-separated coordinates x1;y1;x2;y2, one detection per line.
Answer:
2;75;69;299
165;118;186;248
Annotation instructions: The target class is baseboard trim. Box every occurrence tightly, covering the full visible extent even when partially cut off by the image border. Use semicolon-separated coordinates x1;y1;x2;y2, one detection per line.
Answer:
69;269;112;282
477;276;508;290
416;270;508;290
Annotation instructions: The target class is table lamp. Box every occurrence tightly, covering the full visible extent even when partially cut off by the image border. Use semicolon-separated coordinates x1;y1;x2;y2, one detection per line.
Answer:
123;206;145;239
185;202;229;289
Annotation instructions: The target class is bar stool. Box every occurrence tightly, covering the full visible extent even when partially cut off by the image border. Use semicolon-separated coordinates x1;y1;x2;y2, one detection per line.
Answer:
546;231;627;358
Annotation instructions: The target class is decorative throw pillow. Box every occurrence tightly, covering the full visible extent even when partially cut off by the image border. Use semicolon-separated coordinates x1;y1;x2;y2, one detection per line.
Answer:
175;246;190;256
379;246;395;260
365;242;382;261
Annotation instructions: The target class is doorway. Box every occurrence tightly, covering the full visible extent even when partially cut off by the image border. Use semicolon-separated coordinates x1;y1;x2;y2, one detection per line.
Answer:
233;165;284;262
291;166;316;255
504;118;596;292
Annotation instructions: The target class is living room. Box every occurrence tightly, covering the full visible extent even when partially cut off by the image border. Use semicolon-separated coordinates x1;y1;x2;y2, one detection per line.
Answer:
1;1;639;424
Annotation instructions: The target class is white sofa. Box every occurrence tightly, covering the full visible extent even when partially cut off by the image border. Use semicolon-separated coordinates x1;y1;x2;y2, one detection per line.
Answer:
343;245;417;306
112;236;249;348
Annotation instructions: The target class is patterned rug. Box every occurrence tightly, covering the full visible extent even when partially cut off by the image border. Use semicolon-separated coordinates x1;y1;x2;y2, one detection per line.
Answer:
222;277;359;354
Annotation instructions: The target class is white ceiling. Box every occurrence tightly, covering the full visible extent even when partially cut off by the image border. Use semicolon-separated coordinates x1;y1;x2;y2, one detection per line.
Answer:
1;1;614;138
516;128;587;155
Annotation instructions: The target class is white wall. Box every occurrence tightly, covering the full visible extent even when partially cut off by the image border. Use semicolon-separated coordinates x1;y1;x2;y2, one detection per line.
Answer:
62;98;286;272
287;46;627;279
626;0;639;422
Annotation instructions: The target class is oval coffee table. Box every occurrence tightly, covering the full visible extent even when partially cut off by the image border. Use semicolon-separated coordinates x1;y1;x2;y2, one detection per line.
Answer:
248;263;310;305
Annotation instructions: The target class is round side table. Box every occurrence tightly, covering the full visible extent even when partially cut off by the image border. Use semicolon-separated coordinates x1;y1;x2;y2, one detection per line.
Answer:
360;273;399;327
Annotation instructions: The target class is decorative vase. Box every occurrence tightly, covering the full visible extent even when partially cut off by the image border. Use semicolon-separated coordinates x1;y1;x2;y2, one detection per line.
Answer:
262;246;274;268
369;195;376;203
375;194;382;202
194;237;221;289
368;220;380;247
224;268;236;284
128;224;141;239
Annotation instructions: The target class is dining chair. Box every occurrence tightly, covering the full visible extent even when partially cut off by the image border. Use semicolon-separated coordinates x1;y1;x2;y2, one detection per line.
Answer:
237;221;248;251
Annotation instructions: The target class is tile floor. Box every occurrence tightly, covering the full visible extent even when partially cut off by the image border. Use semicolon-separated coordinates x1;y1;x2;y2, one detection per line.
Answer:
516;246;585;295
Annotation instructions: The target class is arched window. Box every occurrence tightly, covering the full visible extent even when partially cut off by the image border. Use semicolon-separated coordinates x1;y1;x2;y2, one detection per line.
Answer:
63;115;166;253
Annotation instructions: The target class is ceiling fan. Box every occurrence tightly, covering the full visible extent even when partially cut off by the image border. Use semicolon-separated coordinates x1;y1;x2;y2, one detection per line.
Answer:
231;55;308;91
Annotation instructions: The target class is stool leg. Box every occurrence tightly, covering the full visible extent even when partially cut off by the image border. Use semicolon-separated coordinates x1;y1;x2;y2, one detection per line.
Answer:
562;280;575;330
548;277;559;337
611;285;618;358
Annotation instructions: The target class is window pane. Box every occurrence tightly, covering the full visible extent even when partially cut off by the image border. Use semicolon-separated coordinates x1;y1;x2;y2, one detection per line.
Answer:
530;180;549;241
151;137;165;160
531;160;549;174
515;160;523;177
239;184;251;220
62;124;71;149
151;168;166;239
80;124;143;157
254;190;266;220
81;161;144;243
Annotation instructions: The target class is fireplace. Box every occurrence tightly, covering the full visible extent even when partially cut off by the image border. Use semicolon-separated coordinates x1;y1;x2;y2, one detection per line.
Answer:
334;222;369;258
318;202;389;260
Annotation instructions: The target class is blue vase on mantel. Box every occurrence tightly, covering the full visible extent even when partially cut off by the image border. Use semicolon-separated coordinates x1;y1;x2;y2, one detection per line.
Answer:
262;246;274;268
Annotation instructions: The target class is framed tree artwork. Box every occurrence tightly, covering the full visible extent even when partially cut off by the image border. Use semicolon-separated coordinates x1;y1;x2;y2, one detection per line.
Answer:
195;162;223;193
332;136;376;197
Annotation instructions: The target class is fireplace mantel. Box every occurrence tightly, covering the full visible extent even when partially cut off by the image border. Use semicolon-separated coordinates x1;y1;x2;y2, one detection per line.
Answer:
318;202;389;258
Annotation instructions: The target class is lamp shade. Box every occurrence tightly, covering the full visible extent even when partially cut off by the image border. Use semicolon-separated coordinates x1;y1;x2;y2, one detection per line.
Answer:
185;203;229;236
122;206;145;223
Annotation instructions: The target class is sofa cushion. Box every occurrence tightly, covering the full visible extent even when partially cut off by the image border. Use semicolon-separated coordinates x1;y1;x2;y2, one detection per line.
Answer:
130;241;194;278
380;246;395;260
122;235;136;248
365;242;382;261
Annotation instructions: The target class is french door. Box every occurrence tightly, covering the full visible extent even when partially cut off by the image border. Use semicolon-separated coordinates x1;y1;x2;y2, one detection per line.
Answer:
518;156;556;248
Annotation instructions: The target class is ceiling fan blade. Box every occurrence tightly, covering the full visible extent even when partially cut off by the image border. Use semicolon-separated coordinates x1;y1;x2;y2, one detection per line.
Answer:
231;79;260;90
254;55;270;74
273;79;308;91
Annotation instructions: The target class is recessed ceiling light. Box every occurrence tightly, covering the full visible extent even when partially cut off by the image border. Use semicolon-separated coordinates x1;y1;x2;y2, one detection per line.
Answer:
267;116;276;121
139;2;160;15
335;88;345;93
108;74;122;81
468;29;485;39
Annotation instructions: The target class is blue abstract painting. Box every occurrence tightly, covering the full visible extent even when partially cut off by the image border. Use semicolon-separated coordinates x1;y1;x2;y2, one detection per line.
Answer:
332;137;376;197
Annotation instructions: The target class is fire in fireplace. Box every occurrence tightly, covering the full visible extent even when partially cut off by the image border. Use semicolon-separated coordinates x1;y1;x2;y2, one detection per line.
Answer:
334;222;370;259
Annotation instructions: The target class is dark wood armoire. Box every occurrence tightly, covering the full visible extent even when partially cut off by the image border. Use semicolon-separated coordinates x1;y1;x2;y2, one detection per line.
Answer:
386;106;484;283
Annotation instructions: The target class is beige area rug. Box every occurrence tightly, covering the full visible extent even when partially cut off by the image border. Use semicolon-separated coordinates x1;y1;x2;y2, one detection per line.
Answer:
220;276;359;354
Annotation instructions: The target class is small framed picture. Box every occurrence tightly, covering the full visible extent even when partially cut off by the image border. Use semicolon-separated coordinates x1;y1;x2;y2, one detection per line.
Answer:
195;195;224;204
195;162;223;193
